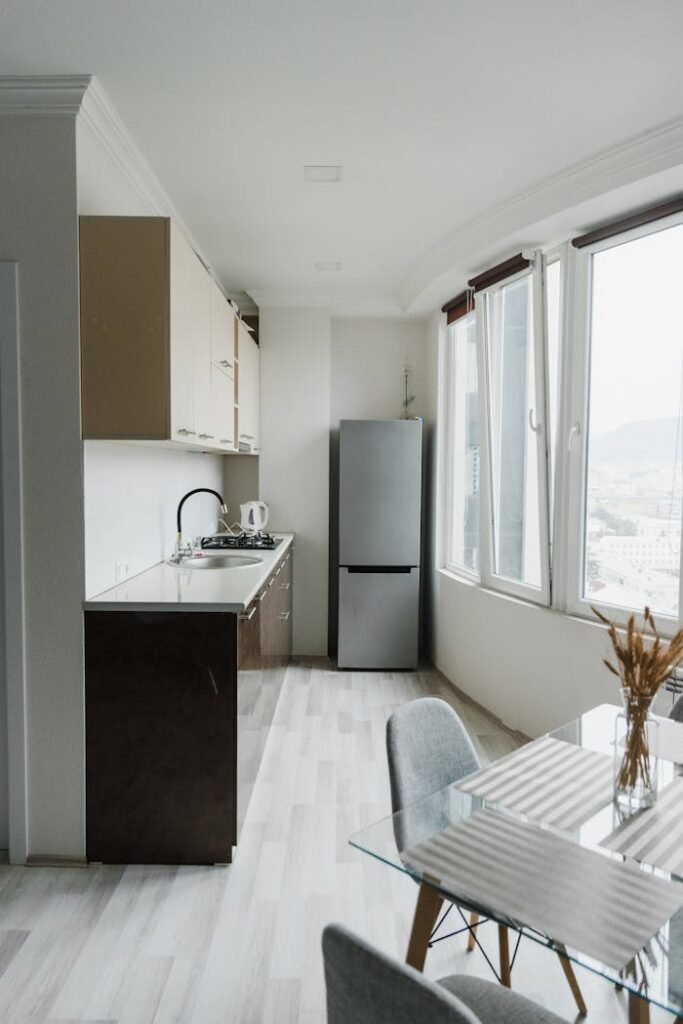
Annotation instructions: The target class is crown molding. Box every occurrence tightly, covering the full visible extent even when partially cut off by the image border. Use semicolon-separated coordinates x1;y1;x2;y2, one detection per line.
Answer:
247;287;410;317
0;75;91;116
401;114;683;311
78;77;227;291
79;76;182;221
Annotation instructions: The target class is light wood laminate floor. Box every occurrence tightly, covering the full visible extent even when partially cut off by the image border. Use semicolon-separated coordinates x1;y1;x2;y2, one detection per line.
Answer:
0;660;673;1022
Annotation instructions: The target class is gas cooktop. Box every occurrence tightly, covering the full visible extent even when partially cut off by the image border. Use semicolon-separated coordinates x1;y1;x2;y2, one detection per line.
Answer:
200;532;282;551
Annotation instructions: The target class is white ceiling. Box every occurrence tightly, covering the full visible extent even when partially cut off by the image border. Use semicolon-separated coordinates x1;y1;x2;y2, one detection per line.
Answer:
3;0;683;313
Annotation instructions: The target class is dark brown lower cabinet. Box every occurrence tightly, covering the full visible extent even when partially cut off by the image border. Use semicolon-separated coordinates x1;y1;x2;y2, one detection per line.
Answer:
236;549;292;835
85;610;238;865
85;547;293;865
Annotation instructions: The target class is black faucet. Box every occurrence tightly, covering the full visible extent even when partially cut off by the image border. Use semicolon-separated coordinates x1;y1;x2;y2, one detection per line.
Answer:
174;488;228;559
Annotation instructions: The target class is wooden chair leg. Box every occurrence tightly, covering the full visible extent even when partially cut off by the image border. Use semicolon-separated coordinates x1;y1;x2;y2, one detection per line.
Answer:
466;911;479;953
498;925;511;987
406;883;443;972
555;945;587;1017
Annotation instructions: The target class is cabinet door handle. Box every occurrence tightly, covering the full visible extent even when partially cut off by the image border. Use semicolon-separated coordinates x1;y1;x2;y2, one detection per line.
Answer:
238;605;256;621
220;359;233;369
198;433;215;440
177;428;197;436
276;566;282;575
219;439;232;444
277;611;290;621
279;582;290;591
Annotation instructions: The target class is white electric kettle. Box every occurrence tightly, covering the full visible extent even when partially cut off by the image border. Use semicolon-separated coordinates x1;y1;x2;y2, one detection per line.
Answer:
240;500;269;534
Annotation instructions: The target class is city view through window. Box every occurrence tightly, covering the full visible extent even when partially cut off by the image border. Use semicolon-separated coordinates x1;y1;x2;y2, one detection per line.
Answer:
584;224;683;619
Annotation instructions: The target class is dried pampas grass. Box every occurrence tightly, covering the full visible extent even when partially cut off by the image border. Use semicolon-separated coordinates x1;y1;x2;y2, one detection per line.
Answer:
593;606;683;796
592;606;683;699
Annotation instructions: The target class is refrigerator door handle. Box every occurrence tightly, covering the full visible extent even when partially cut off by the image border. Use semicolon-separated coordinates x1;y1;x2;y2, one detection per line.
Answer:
345;566;414;574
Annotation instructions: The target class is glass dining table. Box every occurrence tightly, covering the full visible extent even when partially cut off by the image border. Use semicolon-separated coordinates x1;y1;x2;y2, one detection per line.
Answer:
350;704;683;1023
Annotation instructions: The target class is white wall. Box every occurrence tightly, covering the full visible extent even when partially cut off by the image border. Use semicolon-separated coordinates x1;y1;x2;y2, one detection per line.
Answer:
330;318;430;424
259;309;331;655
223;454;259;524
432;573;617;736
84;444;225;598
0;114;85;859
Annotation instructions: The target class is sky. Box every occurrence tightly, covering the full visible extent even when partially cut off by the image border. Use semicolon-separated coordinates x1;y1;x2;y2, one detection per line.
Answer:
589;221;683;437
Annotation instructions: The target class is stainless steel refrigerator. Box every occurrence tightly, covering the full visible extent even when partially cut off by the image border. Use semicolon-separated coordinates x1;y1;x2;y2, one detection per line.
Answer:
337;418;422;669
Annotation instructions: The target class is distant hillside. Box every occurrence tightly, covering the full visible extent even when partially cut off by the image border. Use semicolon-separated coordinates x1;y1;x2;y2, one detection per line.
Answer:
591;417;681;464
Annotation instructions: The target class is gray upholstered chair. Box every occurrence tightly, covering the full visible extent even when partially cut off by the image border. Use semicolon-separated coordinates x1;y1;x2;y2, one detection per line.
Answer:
386;698;586;1016
322;923;566;1024
386;697;482;952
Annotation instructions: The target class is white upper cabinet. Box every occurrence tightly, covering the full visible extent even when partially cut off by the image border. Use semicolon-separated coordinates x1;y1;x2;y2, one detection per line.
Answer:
237;321;260;453
211;365;235;449
80;215;255;456
192;259;212;443
210;281;237;450
210;281;236;378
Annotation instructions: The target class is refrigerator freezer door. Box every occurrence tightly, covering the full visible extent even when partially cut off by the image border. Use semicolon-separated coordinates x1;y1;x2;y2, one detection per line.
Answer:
338;567;420;669
339;419;422;567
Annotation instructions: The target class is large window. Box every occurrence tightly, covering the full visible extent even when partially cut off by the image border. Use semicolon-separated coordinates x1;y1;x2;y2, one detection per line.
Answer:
580;223;683;621
442;212;683;633
446;313;480;574
483;270;548;598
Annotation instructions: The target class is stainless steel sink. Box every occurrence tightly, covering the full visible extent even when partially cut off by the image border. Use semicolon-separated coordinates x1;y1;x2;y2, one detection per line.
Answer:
168;553;263;570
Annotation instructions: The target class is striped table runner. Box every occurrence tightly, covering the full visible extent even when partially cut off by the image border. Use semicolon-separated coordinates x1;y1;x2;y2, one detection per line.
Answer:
459;736;613;830
602;778;683;876
403;808;683;971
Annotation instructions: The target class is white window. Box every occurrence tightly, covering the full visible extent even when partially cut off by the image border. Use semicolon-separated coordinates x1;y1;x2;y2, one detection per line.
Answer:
566;218;683;626
545;258;562;532
478;260;552;605
441;219;683;633
445;312;480;576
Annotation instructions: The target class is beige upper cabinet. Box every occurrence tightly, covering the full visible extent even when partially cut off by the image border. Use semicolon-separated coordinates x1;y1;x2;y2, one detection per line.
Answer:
237;320;260;453
80;216;239;454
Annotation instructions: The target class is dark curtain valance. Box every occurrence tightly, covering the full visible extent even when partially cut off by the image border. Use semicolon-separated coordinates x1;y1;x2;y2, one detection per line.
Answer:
441;290;474;324
572;195;683;249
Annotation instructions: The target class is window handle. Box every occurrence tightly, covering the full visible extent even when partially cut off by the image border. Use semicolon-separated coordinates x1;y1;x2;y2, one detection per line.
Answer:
567;422;581;452
528;408;542;434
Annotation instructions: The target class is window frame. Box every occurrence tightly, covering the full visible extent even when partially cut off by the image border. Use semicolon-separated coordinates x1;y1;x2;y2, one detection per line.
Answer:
477;256;553;607
440;220;683;634
443;308;480;583
563;213;683;633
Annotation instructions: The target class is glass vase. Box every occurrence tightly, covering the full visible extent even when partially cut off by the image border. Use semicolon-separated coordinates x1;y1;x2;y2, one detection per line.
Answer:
614;687;659;813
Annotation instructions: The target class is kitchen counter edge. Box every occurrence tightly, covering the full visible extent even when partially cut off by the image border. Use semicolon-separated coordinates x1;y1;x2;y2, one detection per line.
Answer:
83;534;294;613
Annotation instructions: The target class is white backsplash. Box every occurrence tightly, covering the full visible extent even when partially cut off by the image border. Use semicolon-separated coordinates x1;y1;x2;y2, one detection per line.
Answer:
84;442;225;598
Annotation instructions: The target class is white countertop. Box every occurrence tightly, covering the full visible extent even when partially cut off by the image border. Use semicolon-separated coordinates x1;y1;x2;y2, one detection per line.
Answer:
84;534;294;613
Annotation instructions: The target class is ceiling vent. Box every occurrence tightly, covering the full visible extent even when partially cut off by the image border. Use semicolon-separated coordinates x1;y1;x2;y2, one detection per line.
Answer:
304;165;343;182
